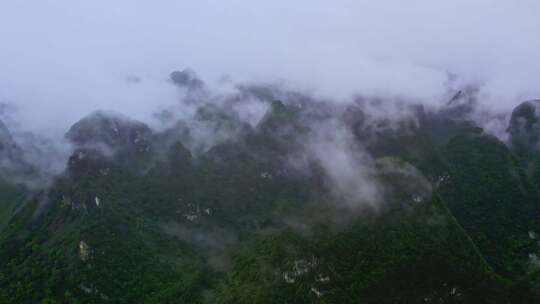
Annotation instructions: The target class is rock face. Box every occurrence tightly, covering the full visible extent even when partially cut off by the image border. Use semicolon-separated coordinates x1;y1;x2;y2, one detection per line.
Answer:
508;100;540;155
79;241;90;262
65;110;153;155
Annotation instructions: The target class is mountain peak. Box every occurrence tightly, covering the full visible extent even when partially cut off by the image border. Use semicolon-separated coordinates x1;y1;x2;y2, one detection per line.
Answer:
65;110;153;152
169;69;204;89
508;99;540;154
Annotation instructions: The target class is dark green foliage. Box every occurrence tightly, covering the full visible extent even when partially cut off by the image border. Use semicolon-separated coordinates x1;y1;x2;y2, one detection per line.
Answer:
441;131;540;277
217;196;526;303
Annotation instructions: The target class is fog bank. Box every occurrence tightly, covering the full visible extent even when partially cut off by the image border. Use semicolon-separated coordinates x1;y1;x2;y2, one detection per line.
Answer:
0;1;539;136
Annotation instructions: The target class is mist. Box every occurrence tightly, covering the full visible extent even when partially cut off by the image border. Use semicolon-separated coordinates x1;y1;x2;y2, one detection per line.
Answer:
1;0;539;137
0;1;539;198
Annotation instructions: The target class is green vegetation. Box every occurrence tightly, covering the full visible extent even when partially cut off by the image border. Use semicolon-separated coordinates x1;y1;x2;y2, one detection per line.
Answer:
2;100;540;303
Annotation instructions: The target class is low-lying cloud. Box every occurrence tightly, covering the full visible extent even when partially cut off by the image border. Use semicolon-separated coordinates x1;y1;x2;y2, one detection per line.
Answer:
0;1;539;200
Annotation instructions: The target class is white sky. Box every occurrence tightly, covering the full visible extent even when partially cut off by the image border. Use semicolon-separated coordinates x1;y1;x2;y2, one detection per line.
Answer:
1;0;539;135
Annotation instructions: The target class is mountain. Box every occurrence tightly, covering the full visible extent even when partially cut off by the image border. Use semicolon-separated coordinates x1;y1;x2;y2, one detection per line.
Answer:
65;110;153;155
1;97;540;303
65;110;154;178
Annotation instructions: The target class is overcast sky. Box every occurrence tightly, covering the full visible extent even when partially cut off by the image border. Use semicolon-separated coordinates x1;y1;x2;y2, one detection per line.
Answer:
1;0;539;135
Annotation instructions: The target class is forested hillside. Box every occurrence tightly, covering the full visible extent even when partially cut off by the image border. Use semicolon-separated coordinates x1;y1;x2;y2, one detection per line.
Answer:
1;96;540;303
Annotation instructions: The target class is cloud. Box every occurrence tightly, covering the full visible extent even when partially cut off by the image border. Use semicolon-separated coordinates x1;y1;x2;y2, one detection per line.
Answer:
307;119;380;209
0;1;539;138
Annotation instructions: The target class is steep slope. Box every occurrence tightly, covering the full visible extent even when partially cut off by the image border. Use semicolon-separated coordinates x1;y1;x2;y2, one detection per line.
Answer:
440;129;540;278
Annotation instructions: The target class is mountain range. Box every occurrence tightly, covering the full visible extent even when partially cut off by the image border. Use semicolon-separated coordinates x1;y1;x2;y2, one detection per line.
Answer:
1;81;540;303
